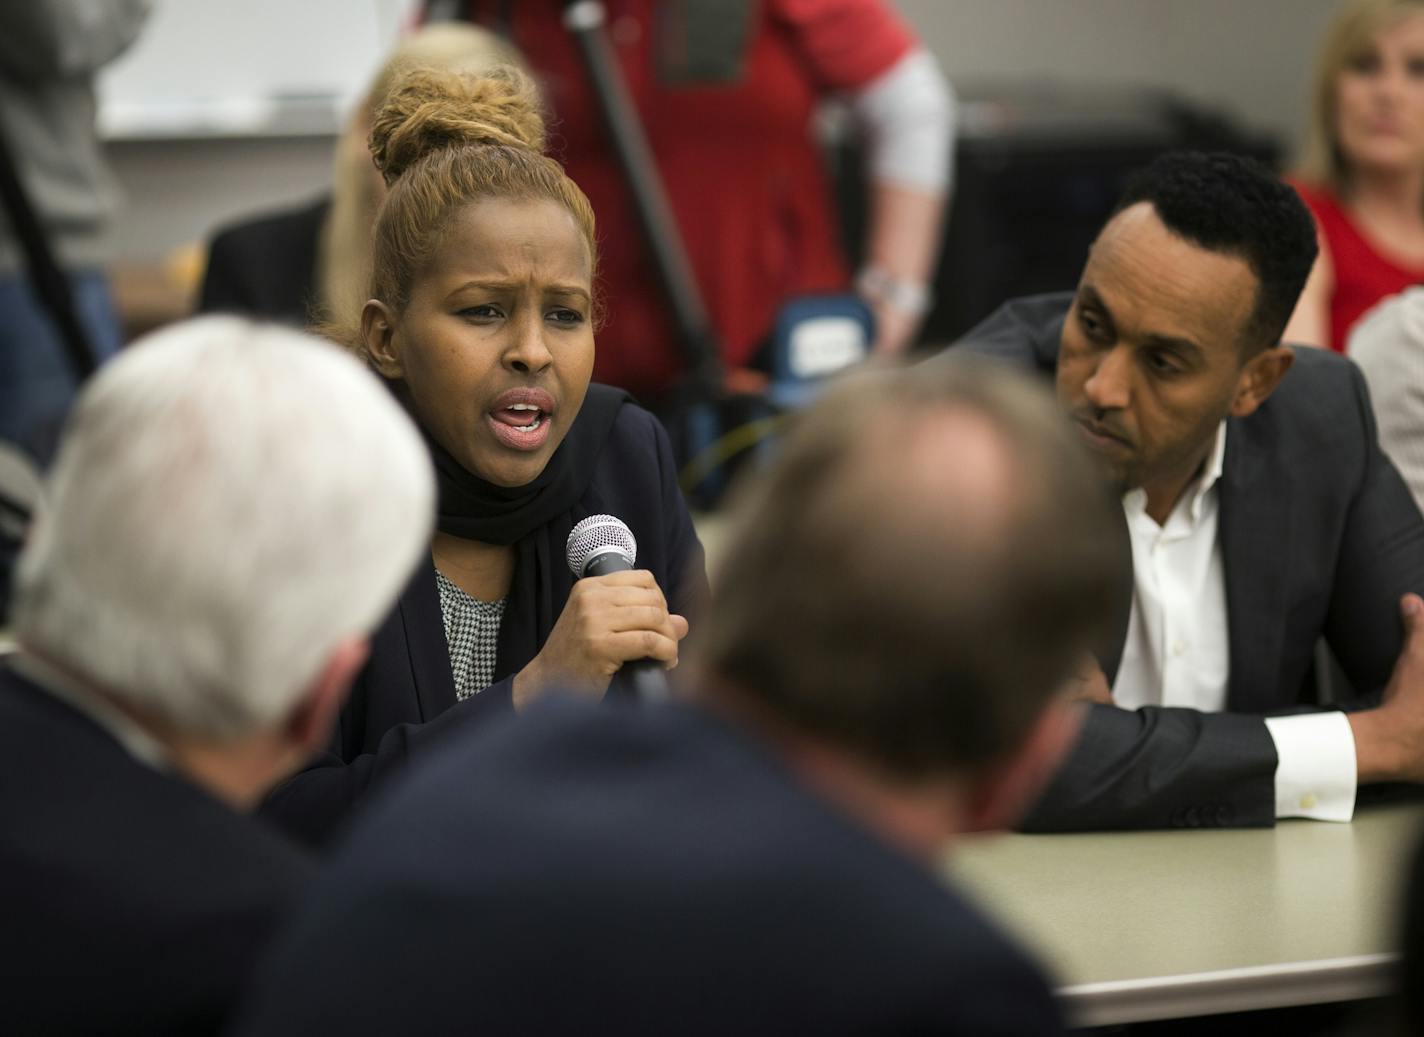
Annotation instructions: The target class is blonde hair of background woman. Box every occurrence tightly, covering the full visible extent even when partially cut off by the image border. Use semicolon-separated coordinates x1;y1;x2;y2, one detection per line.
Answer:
317;22;524;326
1301;0;1424;193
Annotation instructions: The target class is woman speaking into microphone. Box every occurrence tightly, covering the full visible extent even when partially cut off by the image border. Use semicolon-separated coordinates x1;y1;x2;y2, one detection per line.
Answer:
263;66;707;846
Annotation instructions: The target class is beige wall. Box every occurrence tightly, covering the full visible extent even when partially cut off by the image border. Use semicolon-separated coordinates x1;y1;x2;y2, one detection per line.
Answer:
898;0;1341;160
108;1;1350;264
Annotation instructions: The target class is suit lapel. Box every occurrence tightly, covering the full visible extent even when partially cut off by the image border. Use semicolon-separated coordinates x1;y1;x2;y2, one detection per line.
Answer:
398;560;458;722
1218;414;1294;712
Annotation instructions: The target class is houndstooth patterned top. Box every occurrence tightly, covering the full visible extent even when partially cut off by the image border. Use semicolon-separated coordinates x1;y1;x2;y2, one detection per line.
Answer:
435;569;507;701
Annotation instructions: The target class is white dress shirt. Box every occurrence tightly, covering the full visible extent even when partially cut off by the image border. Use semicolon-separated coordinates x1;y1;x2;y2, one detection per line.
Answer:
1111;423;1357;822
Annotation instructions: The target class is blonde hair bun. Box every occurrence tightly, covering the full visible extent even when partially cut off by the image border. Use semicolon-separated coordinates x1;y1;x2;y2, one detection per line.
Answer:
369;65;546;186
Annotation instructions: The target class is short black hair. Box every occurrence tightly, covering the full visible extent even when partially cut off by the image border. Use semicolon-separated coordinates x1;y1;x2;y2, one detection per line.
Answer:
1112;151;1318;352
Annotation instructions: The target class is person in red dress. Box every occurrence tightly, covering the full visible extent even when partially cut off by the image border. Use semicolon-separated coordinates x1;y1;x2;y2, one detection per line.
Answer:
1286;0;1424;352
443;1;952;400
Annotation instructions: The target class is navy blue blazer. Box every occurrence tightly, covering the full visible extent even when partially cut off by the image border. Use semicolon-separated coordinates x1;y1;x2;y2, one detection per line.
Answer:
0;665;312;1035
262;402;708;846
233;698;1064;1036
949;292;1424;830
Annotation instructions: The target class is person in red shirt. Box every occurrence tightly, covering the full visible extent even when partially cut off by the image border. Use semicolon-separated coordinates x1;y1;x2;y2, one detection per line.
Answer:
443;0;952;400
1285;0;1424;352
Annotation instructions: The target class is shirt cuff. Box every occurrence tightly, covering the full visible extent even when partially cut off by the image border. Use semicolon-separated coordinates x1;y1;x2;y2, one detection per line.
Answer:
1263;711;1357;822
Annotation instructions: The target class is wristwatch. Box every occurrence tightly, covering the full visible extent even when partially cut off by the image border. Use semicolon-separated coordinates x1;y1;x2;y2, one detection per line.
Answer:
855;265;933;318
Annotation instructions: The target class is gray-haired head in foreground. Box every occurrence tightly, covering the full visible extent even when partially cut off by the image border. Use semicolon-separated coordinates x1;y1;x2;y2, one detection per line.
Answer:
11;316;435;741
701;355;1126;778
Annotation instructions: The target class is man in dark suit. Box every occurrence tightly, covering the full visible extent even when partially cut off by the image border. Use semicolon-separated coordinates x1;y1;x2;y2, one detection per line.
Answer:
948;151;1424;831
0;316;434;1033
229;358;1125;1035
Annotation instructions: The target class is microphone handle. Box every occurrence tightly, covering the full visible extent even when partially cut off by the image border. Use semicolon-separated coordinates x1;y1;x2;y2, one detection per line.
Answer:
582;552;669;702
623;659;670;702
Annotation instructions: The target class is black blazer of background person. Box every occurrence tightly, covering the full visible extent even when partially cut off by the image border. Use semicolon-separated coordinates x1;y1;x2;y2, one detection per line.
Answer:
200;199;330;326
940;151;1424;831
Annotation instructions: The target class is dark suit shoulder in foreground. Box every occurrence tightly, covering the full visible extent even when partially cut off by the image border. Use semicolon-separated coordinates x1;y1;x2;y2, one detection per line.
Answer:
0;666;312;1035
234;699;1063;1036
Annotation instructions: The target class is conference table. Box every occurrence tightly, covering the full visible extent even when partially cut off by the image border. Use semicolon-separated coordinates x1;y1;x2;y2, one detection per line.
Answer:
944;802;1424;1028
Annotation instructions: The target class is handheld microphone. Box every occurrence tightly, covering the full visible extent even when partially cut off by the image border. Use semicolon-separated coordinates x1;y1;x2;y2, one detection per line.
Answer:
565;514;670;701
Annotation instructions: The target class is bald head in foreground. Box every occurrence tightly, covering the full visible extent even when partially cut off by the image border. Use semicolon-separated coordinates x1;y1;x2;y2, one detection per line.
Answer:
0;318;434;1034
231;358;1124;1036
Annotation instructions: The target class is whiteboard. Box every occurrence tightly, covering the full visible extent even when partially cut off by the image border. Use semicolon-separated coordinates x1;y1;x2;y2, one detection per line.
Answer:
97;0;422;139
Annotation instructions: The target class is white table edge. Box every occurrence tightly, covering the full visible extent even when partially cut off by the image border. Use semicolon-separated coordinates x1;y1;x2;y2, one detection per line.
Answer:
1059;952;1397;1028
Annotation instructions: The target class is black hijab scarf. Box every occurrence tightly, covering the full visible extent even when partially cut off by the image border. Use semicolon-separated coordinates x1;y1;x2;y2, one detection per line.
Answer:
420;383;631;678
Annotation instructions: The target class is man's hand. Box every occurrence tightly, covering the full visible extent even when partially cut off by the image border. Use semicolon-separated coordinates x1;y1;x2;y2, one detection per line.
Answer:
512;570;688;711
1061;654;1114;706
1349;593;1424;783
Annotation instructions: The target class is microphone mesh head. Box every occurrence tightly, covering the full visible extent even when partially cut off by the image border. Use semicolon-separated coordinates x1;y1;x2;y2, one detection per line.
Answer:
566;514;637;577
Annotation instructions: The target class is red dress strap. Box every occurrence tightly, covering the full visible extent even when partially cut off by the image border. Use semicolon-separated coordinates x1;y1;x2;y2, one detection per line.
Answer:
1290;180;1424;353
